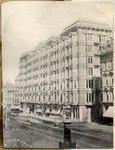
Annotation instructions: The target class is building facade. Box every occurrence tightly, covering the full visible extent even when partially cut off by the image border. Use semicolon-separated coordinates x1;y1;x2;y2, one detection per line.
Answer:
16;20;112;122
100;37;113;121
3;82;19;108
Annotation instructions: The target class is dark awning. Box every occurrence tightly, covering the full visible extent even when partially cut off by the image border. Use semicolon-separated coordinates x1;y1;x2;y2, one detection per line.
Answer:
103;106;113;118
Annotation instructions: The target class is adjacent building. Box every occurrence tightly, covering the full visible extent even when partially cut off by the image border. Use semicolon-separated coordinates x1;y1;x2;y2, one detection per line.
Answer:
16;20;112;122
3;82;19;108
100;37;113;120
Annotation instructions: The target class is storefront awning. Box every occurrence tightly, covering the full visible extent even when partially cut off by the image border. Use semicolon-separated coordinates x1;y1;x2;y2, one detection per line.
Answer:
45;108;50;114
10;105;20;110
36;109;42;113
103;106;113;118
51;109;60;115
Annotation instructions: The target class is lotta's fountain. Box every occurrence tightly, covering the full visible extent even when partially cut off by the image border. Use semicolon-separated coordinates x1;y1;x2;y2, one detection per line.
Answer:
59;107;76;148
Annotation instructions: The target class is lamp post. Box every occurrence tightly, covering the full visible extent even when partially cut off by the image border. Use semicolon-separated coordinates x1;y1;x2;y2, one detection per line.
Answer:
59;106;76;148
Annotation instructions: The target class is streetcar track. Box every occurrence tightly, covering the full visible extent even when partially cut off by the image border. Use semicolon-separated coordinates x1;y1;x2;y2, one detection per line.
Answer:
6;116;113;148
14;120;113;148
10;117;113;142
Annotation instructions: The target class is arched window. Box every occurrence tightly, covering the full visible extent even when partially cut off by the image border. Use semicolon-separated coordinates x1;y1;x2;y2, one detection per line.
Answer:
103;72;107;77
109;71;113;76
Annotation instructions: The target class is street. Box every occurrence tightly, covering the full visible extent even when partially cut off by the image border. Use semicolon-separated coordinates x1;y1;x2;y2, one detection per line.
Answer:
3;115;113;148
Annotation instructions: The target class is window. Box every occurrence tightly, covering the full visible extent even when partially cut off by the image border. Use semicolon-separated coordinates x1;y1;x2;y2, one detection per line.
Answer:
87;56;93;63
91;68;93;75
92;93;94;102
106;79;108;85
66;46;69;50
67;82;69;88
89;45;92;52
90;80;93;88
49;95;50;102
86;45;93;52
85;34;92;41
99;35;101;42
99;35;106;42
74;81;76;89
60;94;62;102
39;95;40;101
88;57;90;63
43;94;45;100
107;94;109;102
100;68;102;76
89;93;91;102
54;93;56;100
99;46;101;51
86;80;88;88
102;35;106;42
86;80;93;88
87;68;93;75
87;93;88;102
107;62;111;70
112;78;114;84
86;93;92;102
60;83;62;90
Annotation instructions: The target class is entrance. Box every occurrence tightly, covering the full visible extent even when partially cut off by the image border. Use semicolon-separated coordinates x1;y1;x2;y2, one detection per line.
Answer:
29;103;34;113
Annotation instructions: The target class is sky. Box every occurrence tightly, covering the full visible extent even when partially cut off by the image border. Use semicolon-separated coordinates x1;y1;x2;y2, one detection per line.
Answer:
2;1;113;84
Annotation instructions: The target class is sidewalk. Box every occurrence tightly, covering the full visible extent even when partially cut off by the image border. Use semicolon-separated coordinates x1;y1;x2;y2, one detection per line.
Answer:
71;121;113;133
18;112;62;124
18;112;113;133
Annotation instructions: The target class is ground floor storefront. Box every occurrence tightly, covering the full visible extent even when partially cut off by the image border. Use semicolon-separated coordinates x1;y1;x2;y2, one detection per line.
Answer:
20;102;92;122
17;102;113;124
91;102;113;125
102;103;113;125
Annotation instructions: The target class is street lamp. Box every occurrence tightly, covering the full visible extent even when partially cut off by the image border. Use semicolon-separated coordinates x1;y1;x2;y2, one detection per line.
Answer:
59;106;76;148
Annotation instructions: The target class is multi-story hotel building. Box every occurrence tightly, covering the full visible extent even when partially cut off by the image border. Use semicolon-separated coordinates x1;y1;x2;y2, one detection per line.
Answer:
16;20;112;122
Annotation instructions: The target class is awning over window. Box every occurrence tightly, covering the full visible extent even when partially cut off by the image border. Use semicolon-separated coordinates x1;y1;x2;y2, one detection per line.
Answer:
10;105;20;110
36;109;42;113
103;106;113;118
45;108;50;114
51;109;60;115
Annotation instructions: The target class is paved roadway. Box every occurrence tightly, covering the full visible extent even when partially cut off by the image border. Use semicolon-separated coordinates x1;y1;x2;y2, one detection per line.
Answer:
3;115;113;148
